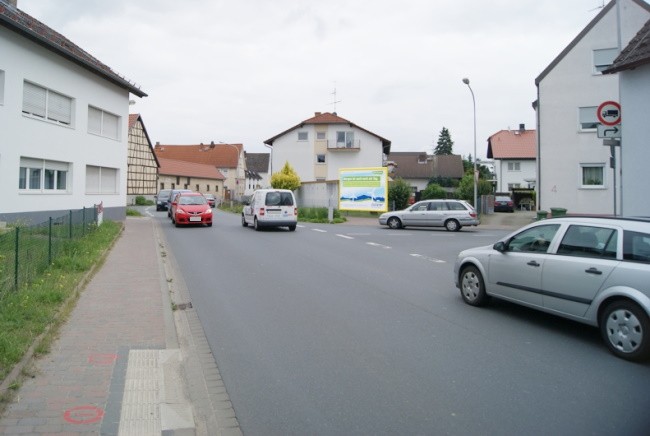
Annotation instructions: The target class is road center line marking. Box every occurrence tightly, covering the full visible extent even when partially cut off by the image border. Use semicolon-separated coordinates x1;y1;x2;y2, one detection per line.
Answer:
312;229;327;233
410;253;446;263
367;242;391;249
337;234;354;239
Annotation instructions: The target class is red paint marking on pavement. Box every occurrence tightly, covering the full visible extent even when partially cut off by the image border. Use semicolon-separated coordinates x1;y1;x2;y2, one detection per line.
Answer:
88;353;117;365
63;405;104;424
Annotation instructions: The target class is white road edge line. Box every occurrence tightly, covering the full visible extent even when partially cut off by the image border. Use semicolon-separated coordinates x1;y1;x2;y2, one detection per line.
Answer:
410;253;446;263
367;242;391;249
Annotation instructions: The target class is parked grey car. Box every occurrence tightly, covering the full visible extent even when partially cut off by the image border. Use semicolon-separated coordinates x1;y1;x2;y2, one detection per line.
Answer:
379;199;479;231
454;216;650;361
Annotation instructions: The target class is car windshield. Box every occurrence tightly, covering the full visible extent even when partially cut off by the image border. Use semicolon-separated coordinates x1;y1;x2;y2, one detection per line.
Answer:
179;196;207;205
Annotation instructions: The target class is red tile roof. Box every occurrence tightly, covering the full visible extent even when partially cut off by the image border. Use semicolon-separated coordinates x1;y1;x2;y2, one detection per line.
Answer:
157;158;225;180
264;112;391;153
487;129;537;159
0;2;146;97
154;143;242;168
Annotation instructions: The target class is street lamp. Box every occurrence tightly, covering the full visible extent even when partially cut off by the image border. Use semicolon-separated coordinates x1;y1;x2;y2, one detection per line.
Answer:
462;77;478;212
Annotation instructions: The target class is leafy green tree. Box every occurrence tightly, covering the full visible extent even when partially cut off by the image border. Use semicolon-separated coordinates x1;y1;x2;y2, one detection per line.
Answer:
428;176;458;188
434;127;454;155
388;178;412;210
270;161;301;191
420;183;447;200
456;173;493;205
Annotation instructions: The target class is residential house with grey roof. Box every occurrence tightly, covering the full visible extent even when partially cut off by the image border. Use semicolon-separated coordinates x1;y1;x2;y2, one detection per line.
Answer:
487;125;536;192
604;17;650;216
0;0;146;223
535;0;650;215
245;152;270;195
154;142;245;201
389;152;464;197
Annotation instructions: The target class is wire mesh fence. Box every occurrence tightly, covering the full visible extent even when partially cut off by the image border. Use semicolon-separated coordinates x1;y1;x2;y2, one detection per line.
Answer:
0;206;98;292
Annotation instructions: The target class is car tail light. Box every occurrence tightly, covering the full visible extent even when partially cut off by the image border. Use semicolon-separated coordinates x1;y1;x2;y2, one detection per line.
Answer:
470;212;477;218
508;201;513;206
259;207;265;216
294;207;298;216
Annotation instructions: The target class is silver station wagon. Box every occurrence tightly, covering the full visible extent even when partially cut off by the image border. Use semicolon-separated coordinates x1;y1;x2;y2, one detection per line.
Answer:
378;199;479;232
454;216;650;361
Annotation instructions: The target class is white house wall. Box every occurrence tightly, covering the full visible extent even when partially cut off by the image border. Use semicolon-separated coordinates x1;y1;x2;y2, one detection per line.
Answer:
271;124;384;183
619;65;650;216
537;2;649;214
495;159;536;192
1;27;131;223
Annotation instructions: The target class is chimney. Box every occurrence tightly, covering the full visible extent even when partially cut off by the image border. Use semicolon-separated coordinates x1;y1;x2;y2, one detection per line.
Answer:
519;123;525;132
315;112;321;116
7;0;17;7
156;141;160;146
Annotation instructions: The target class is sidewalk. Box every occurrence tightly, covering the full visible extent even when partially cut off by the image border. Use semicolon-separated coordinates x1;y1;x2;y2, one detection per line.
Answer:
0;217;239;435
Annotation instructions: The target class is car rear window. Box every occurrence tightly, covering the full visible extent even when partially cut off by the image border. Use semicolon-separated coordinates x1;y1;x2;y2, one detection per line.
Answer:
446;201;468;211
265;192;294;206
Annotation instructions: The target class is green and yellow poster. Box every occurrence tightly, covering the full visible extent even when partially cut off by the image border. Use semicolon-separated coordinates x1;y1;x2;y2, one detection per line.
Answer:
339;167;388;212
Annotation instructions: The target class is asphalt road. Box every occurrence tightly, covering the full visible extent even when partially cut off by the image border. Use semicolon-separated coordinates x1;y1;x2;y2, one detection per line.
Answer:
156;208;650;436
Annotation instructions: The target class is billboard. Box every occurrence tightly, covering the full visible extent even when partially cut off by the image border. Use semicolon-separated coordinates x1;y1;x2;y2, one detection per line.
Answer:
338;167;388;212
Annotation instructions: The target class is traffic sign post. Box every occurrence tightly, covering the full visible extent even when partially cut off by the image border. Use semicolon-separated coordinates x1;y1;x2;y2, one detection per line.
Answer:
597;101;621;217
597;100;621;126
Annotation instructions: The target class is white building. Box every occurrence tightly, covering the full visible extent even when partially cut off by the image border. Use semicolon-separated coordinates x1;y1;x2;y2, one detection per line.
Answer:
487;125;537;192
264;112;391;183
0;1;146;223
535;0;650;215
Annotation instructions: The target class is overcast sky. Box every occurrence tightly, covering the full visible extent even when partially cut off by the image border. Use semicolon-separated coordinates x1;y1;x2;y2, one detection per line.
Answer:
20;0;616;158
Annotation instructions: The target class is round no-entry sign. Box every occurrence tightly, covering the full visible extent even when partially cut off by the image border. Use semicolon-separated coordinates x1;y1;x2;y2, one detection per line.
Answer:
597;101;621;126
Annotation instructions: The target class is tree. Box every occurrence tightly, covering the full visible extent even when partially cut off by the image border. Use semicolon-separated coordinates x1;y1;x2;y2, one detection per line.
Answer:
270;161;301;191
388;178;412;210
434;127;454;155
456;173;493;205
420;183;447;200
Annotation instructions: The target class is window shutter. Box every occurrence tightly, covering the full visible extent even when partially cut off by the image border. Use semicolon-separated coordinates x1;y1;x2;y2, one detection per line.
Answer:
103;112;119;139
86;165;100;193
23;82;46;118
88;106;102;134
48;91;72;124
100;167;118;194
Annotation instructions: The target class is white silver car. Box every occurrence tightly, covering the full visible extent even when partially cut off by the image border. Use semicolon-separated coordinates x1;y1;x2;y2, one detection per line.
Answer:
454;216;650;361
379;199;479;231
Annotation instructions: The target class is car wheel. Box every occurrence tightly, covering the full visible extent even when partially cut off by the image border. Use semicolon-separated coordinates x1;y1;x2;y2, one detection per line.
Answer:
174;220;180;228
600;300;650;362
387;217;402;229
254;217;261;231
241;214;248;227
459;265;489;307
445;219;460;232
207;222;212;227
288;225;296;231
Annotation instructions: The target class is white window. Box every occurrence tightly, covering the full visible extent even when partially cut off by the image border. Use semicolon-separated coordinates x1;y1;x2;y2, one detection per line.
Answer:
581;164;605;188
0;70;5;105
579;106;598;131
19;157;69;192
507;162;521;171
298;131;308;141
88;106;120;139
593;48;618;73
22;81;73;125
316;132;326;140
507;183;521;190
336;131;355;148
86;165;118;194
316;154;326;164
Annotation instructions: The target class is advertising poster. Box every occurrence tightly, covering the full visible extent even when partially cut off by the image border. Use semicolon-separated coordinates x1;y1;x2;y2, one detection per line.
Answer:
339;167;388;212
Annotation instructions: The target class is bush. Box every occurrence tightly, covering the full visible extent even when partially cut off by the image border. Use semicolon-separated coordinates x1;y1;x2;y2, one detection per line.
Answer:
388;178;412;210
420;183;447;200
134;196;154;206
298;207;343;223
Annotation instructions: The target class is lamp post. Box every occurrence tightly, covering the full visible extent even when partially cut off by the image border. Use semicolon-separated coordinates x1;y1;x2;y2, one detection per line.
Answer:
462;77;478;212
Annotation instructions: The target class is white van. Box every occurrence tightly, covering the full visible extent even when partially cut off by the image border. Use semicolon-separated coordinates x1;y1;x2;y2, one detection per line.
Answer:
242;189;298;231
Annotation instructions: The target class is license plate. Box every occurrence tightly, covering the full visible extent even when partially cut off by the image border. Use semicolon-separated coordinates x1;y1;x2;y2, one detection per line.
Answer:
267;209;280;215
189;216;201;222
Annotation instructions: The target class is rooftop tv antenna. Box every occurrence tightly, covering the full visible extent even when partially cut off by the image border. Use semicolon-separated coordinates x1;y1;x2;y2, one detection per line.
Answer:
329;84;342;113
589;1;605;12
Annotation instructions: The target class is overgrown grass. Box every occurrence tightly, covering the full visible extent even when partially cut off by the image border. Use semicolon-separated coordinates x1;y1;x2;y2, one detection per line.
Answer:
126;208;143;217
298;207;346;223
0;221;122;384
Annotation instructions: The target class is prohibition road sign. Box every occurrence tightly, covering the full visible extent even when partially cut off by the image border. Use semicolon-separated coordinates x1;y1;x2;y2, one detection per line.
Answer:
597;100;621;126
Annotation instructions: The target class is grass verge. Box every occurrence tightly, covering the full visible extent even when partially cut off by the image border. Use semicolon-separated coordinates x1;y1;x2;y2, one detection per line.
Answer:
0;220;122;402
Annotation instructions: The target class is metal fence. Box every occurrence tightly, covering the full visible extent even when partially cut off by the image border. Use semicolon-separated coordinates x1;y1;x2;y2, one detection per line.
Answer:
0;206;98;292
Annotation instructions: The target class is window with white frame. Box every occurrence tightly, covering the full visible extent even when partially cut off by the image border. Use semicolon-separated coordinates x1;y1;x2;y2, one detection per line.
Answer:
507;161;521;171
316;132;326;140
336;131;355;148
316;154;326;164
581;164;605;188
86;165;118;194
19;157;70;192
298;131;308;141
0;70;5;105
593;48;618;73
507;183;521;190
22;81;73;125
88;106;119;139
579;106;598;130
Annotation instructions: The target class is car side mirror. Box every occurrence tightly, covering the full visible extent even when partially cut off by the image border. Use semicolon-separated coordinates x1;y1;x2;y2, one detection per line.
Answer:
493;241;506;252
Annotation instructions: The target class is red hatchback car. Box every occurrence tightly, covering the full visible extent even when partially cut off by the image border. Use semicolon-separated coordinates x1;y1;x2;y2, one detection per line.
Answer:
170;192;213;227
